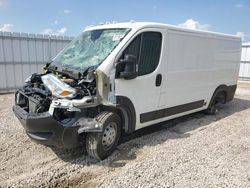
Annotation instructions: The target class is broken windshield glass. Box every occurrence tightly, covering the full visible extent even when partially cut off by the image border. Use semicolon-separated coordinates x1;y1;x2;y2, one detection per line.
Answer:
52;28;130;71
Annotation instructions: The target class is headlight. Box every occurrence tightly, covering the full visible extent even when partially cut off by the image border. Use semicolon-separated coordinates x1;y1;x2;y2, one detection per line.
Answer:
41;74;76;98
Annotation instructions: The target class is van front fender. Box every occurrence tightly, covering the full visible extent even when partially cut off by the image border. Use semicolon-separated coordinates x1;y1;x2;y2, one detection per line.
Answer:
116;96;136;134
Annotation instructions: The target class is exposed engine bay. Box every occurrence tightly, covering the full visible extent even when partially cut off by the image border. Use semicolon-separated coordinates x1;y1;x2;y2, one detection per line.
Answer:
15;67;99;121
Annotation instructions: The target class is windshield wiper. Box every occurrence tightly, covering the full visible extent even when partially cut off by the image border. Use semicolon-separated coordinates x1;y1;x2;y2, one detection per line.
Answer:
47;61;96;80
61;67;82;79
45;62;75;79
46;61;58;72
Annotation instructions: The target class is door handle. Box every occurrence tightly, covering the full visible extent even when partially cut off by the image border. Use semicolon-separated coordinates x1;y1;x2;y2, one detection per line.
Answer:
155;74;162;87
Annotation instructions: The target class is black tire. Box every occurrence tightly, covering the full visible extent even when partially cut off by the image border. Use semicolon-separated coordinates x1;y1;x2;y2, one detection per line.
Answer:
205;92;226;115
205;99;218;115
86;111;121;160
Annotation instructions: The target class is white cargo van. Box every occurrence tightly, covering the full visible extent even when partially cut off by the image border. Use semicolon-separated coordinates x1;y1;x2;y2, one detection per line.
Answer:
13;22;241;160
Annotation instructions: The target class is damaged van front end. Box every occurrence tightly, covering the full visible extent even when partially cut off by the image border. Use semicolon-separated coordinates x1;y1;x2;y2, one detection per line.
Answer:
13;27;130;149
13;71;105;148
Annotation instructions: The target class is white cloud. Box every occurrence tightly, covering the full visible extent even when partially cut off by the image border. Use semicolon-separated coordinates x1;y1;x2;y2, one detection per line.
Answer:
57;27;67;34
63;9;71;14
236;32;246;41
179;19;210;30
40;27;67;35
0;24;14;32
235;4;243;8
40;28;53;35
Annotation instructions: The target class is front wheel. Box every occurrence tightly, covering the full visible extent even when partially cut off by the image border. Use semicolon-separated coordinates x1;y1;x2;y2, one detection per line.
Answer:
86;111;121;160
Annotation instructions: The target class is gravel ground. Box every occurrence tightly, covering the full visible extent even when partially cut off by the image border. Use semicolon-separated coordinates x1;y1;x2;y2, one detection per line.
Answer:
0;81;250;188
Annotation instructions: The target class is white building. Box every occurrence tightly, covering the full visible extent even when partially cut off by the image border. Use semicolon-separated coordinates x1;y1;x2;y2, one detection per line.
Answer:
239;43;250;80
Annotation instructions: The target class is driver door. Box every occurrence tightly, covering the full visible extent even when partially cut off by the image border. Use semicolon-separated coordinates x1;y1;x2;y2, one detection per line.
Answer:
115;28;165;129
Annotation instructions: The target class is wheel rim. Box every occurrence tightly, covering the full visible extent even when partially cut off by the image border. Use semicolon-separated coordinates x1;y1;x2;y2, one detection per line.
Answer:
102;122;117;150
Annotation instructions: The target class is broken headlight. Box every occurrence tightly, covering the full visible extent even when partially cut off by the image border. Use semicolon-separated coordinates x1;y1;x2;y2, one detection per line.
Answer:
41;74;76;99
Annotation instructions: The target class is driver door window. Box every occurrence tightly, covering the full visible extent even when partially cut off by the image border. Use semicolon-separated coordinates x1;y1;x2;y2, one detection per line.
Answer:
122;32;162;76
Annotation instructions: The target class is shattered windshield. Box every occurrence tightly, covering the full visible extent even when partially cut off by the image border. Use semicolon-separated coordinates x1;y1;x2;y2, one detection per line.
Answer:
52;28;130;70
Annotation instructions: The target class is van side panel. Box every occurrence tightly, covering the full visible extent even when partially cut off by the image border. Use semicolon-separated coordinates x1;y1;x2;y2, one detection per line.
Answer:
135;29;241;129
158;30;241;110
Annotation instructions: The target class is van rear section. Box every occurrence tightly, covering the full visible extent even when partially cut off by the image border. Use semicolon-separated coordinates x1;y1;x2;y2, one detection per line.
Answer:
13;22;241;160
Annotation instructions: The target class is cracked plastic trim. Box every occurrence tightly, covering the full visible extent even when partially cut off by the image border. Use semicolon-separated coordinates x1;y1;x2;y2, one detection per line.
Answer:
74;117;103;133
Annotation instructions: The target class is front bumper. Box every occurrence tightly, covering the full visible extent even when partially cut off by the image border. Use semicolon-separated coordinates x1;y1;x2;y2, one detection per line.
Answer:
13;105;80;148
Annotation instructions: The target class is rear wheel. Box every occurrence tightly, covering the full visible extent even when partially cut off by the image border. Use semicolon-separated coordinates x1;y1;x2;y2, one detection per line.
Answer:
205;92;226;115
86;111;121;160
205;99;218;115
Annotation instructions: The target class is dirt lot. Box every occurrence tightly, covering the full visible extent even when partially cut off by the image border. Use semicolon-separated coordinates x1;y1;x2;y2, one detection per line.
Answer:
0;81;250;188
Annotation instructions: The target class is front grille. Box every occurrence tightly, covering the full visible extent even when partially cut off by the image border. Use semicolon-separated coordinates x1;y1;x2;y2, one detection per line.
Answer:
16;90;50;113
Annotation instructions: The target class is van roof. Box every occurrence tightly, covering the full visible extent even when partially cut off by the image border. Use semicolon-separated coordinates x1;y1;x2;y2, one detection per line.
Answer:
84;21;240;39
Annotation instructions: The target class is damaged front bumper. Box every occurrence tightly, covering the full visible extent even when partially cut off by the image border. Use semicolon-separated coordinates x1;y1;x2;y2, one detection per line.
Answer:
13;105;80;148
13;105;102;148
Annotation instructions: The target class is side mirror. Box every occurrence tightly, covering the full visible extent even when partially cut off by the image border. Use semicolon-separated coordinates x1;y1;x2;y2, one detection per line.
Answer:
116;54;137;80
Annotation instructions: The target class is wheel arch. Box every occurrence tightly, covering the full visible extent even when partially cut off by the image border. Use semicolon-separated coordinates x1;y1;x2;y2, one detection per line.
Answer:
209;84;230;107
116;96;136;134
103;96;136;134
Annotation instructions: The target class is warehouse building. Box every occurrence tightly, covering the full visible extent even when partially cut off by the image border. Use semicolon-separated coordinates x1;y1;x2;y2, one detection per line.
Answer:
239;43;250;80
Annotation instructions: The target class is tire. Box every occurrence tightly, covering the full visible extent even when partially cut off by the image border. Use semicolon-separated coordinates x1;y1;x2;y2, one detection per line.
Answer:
205;92;226;115
204;99;218;115
86;111;121;160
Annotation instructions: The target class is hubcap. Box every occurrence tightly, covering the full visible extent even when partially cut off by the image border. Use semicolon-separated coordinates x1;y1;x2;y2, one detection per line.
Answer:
102;122;117;150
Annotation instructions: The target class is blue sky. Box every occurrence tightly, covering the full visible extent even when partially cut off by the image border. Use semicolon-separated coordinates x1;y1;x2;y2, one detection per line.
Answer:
0;0;250;41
